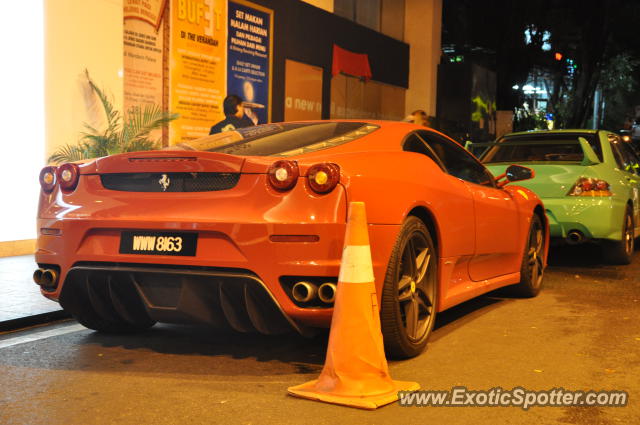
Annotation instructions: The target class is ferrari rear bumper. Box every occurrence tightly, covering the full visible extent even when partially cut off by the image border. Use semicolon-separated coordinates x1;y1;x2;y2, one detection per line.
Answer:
60;264;307;335
36;217;401;330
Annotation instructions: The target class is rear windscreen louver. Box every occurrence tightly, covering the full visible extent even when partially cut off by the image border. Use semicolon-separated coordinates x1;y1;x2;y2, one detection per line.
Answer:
100;172;241;192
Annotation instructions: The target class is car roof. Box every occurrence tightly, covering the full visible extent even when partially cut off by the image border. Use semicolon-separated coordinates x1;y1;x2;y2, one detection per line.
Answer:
182;120;449;157
503;129;600;138
263;119;457;153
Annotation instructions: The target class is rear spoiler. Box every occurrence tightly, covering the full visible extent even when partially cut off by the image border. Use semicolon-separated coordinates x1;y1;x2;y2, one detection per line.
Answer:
465;137;600;166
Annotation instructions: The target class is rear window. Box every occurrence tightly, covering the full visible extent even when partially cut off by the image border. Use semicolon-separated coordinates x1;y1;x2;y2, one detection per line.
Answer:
480;133;603;163
173;122;378;156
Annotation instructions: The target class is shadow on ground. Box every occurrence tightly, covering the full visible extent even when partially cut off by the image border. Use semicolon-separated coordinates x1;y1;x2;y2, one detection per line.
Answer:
547;243;606;268
0;292;518;377
547;239;640;268
430;295;509;342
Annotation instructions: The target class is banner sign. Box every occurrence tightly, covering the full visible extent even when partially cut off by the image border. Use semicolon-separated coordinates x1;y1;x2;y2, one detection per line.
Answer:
227;1;272;125
284;59;322;121
120;0;275;144
169;0;227;142
123;0;166;113
124;0;167;30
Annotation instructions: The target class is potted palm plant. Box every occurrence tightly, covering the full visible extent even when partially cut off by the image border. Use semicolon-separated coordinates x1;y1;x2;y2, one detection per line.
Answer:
49;70;178;164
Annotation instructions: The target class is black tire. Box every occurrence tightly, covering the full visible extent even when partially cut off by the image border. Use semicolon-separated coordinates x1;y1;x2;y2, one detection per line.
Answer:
603;206;634;265
510;214;545;298
381;216;438;359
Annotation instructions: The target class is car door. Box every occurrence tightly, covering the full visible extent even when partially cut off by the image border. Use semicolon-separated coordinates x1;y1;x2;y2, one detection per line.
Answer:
417;131;521;282
402;132;475;258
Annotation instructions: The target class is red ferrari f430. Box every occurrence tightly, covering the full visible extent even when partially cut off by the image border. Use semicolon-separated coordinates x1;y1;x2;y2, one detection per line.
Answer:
35;121;548;358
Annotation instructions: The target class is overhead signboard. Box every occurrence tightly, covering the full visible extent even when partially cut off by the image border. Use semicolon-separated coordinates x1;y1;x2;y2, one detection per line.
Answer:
227;1;273;125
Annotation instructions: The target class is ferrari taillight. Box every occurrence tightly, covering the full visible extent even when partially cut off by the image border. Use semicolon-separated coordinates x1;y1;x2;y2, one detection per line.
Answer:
307;163;340;194
39;166;57;193
268;160;299;191
57;163;80;192
567;177;612;196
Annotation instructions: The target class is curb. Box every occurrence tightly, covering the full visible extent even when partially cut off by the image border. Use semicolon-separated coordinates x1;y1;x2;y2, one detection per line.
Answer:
0;310;72;332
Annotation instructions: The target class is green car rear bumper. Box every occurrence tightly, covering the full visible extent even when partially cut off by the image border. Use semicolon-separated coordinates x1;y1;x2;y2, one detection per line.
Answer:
543;197;626;241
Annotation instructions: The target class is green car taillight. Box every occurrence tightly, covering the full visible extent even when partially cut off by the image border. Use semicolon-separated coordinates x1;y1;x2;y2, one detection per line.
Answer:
567;177;612;197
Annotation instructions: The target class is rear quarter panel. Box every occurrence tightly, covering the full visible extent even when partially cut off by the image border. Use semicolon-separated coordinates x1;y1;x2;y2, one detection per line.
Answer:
314;150;477;259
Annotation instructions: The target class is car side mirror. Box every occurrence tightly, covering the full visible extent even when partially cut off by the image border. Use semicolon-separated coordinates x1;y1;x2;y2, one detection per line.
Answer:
506;164;535;182
495;164;535;187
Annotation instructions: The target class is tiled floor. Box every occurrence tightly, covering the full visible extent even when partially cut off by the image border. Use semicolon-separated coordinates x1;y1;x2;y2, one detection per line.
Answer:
0;255;61;322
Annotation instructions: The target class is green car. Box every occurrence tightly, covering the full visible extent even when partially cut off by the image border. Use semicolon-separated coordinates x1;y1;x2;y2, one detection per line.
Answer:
478;129;640;264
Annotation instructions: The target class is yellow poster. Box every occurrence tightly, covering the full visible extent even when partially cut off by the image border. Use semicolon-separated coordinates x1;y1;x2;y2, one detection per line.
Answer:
284;59;322;121
123;0;166;112
170;0;227;143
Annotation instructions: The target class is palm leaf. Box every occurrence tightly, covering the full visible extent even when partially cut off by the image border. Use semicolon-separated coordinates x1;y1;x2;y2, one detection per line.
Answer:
122;105;177;141
120;104;178;151
79;134;118;157
48;143;89;164
84;69;120;134
55;70;179;161
124;138;159;153
81;122;102;136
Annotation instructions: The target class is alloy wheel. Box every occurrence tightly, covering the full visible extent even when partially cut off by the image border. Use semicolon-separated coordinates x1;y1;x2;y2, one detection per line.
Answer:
624;212;634;256
527;220;545;289
396;232;436;342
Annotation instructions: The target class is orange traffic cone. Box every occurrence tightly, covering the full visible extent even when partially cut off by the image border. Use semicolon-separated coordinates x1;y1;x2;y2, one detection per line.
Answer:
287;202;420;409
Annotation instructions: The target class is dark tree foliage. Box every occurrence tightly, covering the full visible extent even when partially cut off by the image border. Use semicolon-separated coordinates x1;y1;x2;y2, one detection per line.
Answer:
442;0;640;128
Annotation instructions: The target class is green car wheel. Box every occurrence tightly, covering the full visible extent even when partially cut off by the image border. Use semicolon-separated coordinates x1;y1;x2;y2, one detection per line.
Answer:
603;206;634;265
511;214;545;298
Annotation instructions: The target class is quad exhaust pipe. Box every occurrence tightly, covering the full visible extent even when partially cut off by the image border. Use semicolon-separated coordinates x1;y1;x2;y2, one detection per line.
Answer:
291;281;337;304
318;282;337;304
33;268;59;288
33;268;44;285
291;281;317;303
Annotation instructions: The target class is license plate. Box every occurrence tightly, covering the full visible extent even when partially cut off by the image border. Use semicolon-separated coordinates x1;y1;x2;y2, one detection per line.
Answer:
119;231;197;256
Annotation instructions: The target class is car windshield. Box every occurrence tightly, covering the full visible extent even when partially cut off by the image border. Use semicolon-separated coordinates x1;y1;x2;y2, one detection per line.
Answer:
173;122;378;156
480;133;603;163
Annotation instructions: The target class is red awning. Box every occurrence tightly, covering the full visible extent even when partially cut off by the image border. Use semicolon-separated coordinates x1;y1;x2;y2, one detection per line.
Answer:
332;44;372;81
